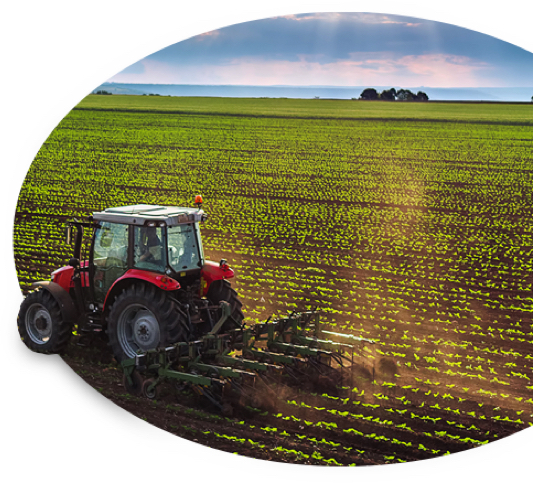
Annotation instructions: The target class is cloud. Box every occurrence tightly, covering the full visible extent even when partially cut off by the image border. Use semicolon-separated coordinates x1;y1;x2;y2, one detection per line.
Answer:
195;30;221;40
109;52;495;88
106;13;533;88
143;12;433;67
398;54;490;83
274;13;343;22
277;12;422;27
381;20;422;27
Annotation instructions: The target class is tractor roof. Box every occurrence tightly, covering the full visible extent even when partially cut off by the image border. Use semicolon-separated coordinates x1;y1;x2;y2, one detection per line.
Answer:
92;204;205;226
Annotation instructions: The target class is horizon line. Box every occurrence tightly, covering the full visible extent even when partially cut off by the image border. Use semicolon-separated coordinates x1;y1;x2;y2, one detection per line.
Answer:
101;82;533;89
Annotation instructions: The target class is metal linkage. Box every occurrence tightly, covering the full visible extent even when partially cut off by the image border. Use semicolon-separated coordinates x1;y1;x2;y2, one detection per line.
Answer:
121;310;376;409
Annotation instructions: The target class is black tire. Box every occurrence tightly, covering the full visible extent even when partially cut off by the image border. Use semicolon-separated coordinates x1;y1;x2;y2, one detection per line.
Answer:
107;283;188;362
206;279;244;331
17;289;72;354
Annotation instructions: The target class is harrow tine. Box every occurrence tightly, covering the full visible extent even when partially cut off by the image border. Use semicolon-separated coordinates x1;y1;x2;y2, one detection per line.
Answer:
193;385;224;411
119;308;377;412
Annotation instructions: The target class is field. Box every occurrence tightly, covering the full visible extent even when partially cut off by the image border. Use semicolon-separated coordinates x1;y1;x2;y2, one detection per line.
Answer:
14;94;533;465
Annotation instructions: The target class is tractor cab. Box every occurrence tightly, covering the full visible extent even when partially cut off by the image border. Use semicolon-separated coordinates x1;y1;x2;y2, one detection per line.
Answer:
89;204;206;303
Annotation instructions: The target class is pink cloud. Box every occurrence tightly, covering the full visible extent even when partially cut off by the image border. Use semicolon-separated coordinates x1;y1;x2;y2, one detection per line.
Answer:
395;54;490;85
195;30;221;40
109;52;494;88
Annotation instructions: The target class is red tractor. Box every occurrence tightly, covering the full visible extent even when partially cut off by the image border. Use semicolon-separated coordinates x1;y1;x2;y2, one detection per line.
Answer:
17;198;244;362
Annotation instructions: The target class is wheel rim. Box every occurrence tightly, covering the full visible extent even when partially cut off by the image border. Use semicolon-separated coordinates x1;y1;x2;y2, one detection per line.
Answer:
25;303;53;345
117;304;161;358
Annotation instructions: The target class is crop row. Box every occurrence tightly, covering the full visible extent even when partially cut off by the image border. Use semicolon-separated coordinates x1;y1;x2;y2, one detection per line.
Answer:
14;96;533;460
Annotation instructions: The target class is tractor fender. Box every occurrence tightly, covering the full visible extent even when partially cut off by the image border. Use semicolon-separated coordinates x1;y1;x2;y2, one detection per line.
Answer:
102;269;181;313
31;281;79;325
51;262;90;291
200;260;235;296
50;265;75;291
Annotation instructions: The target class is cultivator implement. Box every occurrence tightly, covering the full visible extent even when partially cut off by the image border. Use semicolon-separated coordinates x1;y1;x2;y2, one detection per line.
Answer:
121;305;375;413
18;201;385;416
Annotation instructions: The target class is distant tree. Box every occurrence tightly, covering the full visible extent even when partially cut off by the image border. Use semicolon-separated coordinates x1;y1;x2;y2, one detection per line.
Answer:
380;88;397;101
94;90;112;95
360;88;379;100
396;89;415;101
359;87;428;102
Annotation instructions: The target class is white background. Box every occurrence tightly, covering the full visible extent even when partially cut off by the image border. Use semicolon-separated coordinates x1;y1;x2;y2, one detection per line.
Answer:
2;2;532;481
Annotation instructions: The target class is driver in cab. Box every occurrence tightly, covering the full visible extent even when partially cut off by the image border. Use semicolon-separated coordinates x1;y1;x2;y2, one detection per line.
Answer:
138;227;162;263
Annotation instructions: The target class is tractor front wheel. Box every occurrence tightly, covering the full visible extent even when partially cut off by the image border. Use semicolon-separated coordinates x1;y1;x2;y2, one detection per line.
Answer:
107;283;188;362
17;289;72;354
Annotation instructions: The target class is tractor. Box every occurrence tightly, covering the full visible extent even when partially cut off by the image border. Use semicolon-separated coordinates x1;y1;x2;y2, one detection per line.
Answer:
18;196;243;362
17;197;376;408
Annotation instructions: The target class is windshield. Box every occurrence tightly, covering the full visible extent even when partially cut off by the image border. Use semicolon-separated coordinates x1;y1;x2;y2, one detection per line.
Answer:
167;224;202;271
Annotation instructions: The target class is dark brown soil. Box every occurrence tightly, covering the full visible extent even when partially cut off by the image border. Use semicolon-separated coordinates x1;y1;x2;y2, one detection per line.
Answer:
59;333;527;466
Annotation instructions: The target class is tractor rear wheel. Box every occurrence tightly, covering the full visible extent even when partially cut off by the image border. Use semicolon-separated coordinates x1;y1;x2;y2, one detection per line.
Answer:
107;283;188;362
17;289;72;354
206;279;244;330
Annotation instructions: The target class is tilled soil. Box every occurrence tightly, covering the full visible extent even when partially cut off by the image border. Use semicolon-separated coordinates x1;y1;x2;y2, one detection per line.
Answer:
60;335;527;466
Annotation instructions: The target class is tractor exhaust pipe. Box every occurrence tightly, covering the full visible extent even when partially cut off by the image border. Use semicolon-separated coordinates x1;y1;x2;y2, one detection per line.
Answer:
65;222;85;315
65;222;84;265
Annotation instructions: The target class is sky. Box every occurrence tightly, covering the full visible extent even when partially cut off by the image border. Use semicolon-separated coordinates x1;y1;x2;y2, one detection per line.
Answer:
108;12;533;88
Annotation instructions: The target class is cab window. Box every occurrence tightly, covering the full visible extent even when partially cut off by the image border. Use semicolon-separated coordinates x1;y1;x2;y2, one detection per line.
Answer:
92;222;129;302
167;224;201;271
133;226;166;272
